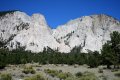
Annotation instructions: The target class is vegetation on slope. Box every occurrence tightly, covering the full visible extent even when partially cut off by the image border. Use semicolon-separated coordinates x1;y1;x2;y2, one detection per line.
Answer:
0;31;120;69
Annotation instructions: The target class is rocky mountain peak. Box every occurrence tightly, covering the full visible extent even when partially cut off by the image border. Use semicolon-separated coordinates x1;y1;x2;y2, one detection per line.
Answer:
0;11;120;53
0;11;61;52
31;13;47;27
53;14;120;53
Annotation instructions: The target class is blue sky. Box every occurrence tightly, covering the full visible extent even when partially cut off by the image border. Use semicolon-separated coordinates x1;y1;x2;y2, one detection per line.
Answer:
0;0;120;28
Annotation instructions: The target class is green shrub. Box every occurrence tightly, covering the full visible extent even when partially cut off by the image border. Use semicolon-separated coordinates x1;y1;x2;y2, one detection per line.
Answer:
57;73;68;80
114;78;120;80
44;69;58;77
0;73;12;80
79;72;98;80
22;69;29;74
114;71;120;77
65;76;78;80
30;70;36;74
98;68;103;73
44;69;71;79
75;72;82;77
111;69;118;72
22;66;36;74
59;70;63;73
57;72;71;80
66;72;98;80
24;74;45;80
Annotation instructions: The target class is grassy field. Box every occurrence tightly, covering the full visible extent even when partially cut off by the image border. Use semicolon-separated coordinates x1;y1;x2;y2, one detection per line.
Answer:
0;63;120;80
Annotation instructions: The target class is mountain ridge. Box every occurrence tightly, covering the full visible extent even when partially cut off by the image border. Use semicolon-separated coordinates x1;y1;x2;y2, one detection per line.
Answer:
0;10;120;53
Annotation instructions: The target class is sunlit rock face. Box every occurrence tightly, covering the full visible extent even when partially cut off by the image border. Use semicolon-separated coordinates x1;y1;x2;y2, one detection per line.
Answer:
0;11;62;52
53;14;120;53
0;11;120;53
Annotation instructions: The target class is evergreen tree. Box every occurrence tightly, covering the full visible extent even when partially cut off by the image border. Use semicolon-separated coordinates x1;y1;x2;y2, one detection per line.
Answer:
101;31;120;68
110;31;120;64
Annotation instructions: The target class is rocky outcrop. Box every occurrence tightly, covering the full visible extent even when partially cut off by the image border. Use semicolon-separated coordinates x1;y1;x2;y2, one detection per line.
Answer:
0;11;120;53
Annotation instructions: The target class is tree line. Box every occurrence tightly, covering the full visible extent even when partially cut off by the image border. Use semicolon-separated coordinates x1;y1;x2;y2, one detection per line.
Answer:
0;31;120;69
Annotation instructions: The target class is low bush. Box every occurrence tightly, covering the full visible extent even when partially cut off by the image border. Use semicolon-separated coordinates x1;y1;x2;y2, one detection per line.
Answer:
44;69;58;77
0;73;12;80
59;70;62;73
57;72;71;79
22;66;36;74
57;72;69;80
114;71;120;77
80;71;98;80
114;78;120;80
111;69;118;72
75;72;82;77
66;71;98;80
98;68;103;73
65;76;78;80
24;74;45;80
44;69;72;79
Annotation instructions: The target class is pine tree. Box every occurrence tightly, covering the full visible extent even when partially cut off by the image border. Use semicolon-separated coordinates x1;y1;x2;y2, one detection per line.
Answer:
101;31;120;68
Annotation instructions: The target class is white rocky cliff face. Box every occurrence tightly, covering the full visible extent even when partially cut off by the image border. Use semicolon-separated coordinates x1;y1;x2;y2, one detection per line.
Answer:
0;11;62;52
53;15;120;53
0;11;120;53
